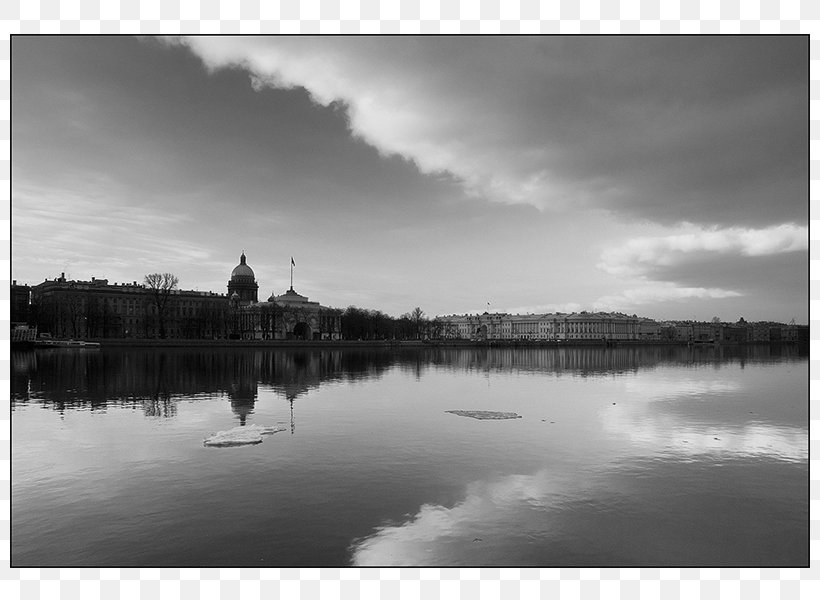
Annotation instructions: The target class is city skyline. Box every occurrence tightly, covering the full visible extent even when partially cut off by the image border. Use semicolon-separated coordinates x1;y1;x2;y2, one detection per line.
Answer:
12;36;808;321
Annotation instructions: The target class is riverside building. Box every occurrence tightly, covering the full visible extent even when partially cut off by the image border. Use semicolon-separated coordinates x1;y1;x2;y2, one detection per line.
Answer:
30;273;228;339
439;312;804;345
25;253;341;340
440;311;645;341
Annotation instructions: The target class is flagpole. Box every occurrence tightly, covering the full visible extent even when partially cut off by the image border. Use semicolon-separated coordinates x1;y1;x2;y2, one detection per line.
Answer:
290;259;293;290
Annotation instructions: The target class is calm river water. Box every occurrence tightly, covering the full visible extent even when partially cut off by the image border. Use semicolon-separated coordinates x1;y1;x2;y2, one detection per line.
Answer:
11;345;808;567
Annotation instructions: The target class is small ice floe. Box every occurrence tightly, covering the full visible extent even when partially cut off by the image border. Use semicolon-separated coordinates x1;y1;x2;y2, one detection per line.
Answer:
445;410;522;420
203;424;287;447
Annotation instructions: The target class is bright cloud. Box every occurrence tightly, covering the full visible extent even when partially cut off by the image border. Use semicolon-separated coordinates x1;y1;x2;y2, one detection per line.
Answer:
598;223;808;277
591;282;742;311
587;223;807;312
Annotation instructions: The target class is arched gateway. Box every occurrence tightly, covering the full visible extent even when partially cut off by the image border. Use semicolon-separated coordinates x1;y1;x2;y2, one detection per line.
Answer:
292;322;311;340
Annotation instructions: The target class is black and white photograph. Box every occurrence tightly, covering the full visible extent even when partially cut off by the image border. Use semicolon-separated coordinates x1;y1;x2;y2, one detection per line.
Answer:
10;35;809;568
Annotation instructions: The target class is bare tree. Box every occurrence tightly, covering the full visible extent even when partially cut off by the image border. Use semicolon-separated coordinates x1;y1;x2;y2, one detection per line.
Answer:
259;303;279;340
410;306;426;340
85;294;102;338
144;273;179;339
63;292;84;338
429;317;443;339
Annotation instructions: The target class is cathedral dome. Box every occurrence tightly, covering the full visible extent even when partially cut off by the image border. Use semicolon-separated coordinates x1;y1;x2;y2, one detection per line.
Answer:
227;252;259;304
231;253;255;281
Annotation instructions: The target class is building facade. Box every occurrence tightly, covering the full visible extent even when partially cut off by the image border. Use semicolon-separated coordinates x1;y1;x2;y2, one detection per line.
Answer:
11;280;32;326
440;313;807;345
660;320;805;344
440;311;643;341
31;273;228;339
24;253;341;340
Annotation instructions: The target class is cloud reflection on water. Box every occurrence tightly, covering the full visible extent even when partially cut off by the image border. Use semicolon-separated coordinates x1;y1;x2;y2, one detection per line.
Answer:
622;376;741;400
604;371;807;463
350;365;808;566
349;470;564;566
349;418;807;567
600;400;807;464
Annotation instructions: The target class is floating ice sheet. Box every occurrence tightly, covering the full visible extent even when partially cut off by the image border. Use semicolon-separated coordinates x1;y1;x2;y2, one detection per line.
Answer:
203;424;287;447
445;410;522;420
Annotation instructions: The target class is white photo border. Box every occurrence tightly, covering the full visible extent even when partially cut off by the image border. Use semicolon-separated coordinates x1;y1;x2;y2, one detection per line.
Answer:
0;1;816;599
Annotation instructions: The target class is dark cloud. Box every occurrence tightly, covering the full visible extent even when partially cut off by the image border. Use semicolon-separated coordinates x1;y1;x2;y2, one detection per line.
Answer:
644;250;807;296
629;251;808;321
508;37;808;225
12;36;464;218
178;36;807;227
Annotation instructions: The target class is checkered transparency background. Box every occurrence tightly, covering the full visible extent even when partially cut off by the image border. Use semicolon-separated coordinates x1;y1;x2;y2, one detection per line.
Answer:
0;1;818;598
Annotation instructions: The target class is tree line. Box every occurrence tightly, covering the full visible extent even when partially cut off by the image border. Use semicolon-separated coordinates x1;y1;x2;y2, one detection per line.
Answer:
339;306;454;340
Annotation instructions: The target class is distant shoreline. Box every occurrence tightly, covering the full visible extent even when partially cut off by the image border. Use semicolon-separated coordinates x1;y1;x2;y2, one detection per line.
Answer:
15;338;805;349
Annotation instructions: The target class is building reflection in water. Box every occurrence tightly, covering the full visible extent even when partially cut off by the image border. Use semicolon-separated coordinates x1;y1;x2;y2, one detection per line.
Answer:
11;345;805;424
424;343;804;377
11;348;397;424
228;352;260;426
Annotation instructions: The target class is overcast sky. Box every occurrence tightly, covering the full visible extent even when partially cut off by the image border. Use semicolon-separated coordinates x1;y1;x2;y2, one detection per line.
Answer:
12;36;808;322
